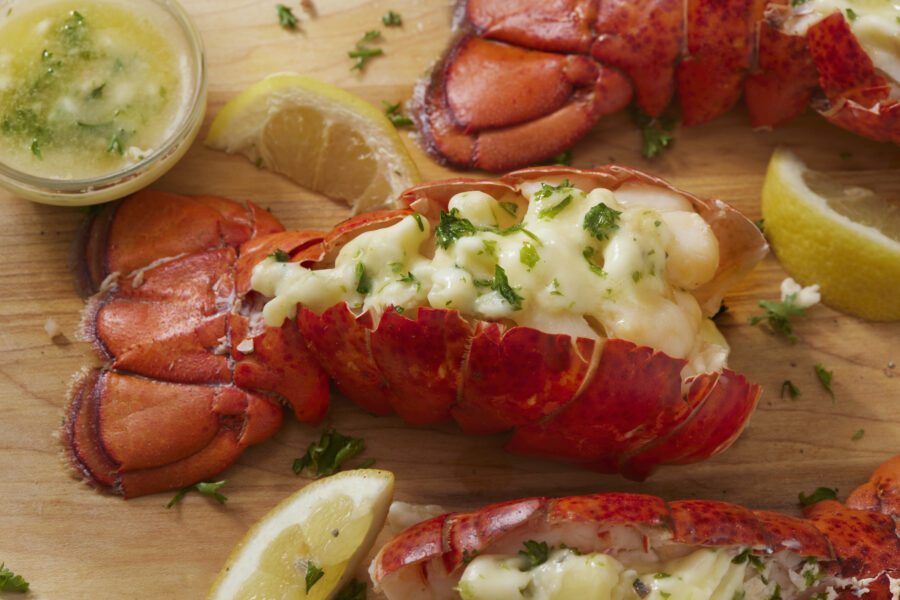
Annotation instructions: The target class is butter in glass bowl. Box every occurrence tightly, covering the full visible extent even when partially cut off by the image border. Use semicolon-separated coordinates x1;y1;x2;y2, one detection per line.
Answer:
0;0;206;205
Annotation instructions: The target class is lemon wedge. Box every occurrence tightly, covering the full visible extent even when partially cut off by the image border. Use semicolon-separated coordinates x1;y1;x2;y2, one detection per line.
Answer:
761;147;900;321
207;469;394;600
205;73;420;214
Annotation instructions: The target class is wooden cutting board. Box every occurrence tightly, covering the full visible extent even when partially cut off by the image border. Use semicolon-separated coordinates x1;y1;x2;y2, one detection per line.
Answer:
1;1;898;597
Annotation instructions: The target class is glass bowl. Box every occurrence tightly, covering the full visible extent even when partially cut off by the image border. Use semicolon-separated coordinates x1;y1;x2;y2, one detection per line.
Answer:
0;0;207;206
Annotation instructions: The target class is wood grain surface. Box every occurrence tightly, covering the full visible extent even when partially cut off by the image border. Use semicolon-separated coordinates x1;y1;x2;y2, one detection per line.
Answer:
1;1;898;598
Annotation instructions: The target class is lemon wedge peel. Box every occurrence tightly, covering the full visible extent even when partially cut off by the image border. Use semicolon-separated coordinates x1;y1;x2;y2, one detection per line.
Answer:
205;73;420;214
761;147;900;321
207;469;394;600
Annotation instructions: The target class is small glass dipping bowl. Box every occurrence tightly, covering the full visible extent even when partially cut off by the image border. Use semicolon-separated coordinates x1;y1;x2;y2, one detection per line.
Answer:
0;0;206;206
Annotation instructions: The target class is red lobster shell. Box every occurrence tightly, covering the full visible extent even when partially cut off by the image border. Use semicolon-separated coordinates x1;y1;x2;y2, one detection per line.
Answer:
371;455;900;600
63;166;767;497
416;0;900;170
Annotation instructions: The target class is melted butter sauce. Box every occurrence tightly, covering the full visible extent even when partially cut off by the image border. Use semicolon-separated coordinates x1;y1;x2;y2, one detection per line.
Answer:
0;0;190;179
252;182;728;375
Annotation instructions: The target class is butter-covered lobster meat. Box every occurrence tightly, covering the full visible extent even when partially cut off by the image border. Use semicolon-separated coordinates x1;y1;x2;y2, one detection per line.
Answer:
63;166;766;497
371;455;900;600
417;0;900;170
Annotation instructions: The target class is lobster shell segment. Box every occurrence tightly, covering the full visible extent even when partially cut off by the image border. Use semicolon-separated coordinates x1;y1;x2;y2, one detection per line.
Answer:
371;456;900;600
415;0;900;170
270;166;766;480
64;192;330;497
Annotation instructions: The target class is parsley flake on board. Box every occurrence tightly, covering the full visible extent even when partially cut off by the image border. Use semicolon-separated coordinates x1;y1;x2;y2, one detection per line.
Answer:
293;429;366;478
631;105;676;158
583;202;621;240
334;579;367;600
382;10;402;26
276;4;298;28
0;563;29;593
166;480;228;508
749;293;806;342
519;540;552;570
780;380;800;400
349;31;383;71
798;487;838;507
852;428;865;441
814;364;834;399
383;101;414;127
306;561;325;592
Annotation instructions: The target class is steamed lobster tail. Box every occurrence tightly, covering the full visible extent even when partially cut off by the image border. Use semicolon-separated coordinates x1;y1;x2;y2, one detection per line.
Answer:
371;455;900;600
415;0;900;170
64;191;331;498
65;165;766;497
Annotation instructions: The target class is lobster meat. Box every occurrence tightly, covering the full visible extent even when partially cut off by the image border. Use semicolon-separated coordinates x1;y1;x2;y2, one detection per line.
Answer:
415;0;900;171
370;455;900;600
63;166;766;498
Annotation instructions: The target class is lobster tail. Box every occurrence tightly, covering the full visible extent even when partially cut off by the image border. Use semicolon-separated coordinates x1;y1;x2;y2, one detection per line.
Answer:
417;0;900;170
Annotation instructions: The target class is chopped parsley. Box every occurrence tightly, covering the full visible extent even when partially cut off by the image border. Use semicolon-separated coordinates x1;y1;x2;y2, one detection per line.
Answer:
276;4;298;28
355;262;371;294
582;246;607;277
166;480;228;508
532;149;573;166
631;105;676;158
654;572;671;579
106;128;128;155
398;271;421;291
382;10;402;26
798;487;838;507
754;218;765;232
749;293;806;343
780;380;800;400
583;202;621;240
814;364;834;399
412;213;424;231
383;101;414;127
769;583;783;600
731;548;764;571
0;564;28;593
435;208;478;249
462;549;479;565
845;7;858;20
476;264;524;310
293;429;366;477
499;201;519;217
269;248;290;262
518;540;551;570
851;428;864;441
480;239;497;257
520;241;539;270
802;560;823;587
334;579;367;600
550;278;563;296
349;31;383;71
538;193;572;220
534;180;571;202
306;561;325;592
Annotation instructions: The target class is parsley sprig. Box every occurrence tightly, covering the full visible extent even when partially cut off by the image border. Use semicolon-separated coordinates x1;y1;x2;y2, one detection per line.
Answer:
293;429;367;477
276;4;298;29
814;364;834;399
631;106;676;158
518;540;552;570
383;101;413;127
350;31;383;71
583;202;621;240
167;480;228;508
475;265;524;311
434;208;540;249
0;563;29;593
798;487;838;507
749;293;806;342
